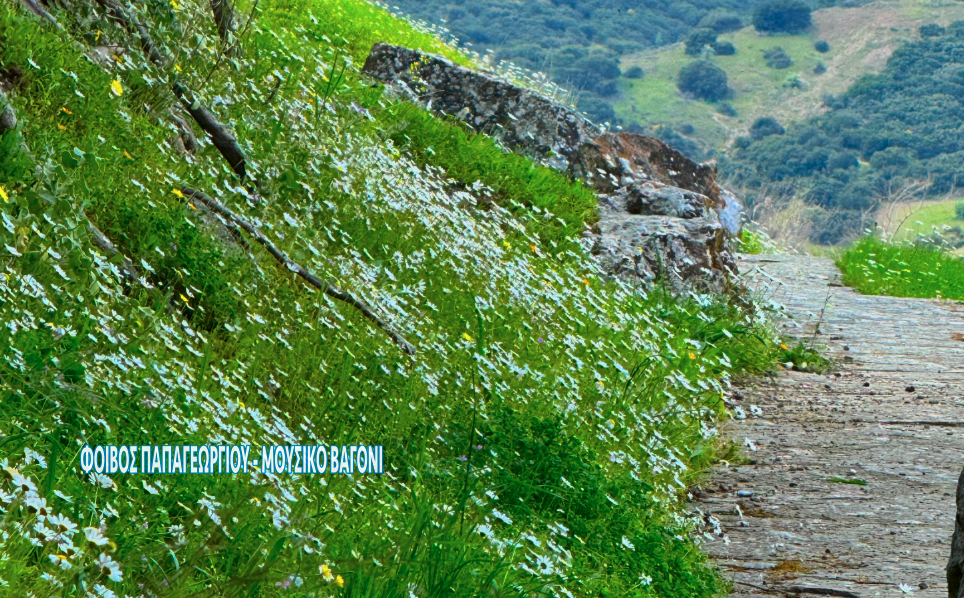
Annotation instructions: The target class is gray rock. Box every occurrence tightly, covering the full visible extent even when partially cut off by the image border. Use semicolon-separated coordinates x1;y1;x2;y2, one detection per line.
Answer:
362;42;599;170
948;465;964;598
615;181;709;219
0;104;16;134
592;213;736;292
362;42;743;289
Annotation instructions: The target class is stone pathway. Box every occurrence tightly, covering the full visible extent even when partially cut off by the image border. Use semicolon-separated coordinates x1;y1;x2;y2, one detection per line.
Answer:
694;255;964;597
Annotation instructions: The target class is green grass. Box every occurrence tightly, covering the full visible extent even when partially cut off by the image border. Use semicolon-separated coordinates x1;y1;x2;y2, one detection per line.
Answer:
839;236;964;300
375;102;599;242
828;477;867;486
0;2;790;597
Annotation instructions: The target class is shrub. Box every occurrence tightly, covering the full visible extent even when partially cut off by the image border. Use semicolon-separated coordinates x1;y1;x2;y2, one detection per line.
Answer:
753;0;812;34
713;41;737;56
623;65;645;79
764;46;794;69
956;201;964;220
814;40;830;53
750;117;786;140
699;10;744;33
718;102;739;117
677;61;730;102
685;28;718;57
920;24;946;38
814;61;827;75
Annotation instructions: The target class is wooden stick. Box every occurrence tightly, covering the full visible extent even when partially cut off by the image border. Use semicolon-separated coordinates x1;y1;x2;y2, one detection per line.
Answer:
179;187;416;355
86;219;142;283
21;0;59;25
172;83;247;180
209;0;238;55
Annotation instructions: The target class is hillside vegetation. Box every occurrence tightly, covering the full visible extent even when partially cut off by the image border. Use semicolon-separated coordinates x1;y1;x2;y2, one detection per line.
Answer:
727;17;964;244
0;0;792;597
383;0;857;123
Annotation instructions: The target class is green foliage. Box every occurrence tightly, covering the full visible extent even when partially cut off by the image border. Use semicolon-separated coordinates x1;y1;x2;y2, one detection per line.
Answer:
920;23;946;38
699;10;744;34
814;40;831;53
763;46;794;69
737;228;766;254
677;61;730;102
723;20;964;242
753;0;813;34
713;40;737;56
750;117;786;140
0;1;792;597
956;201;964;220
839;236;964;299
828;477;867;485
377;102;599;242
623;65;645;79
685;29;718;57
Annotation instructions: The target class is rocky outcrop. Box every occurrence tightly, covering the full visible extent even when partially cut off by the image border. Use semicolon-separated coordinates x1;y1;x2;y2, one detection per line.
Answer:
949;467;964;598
363;42;743;289
568;132;720;200
362;42;599;171
593;188;735;291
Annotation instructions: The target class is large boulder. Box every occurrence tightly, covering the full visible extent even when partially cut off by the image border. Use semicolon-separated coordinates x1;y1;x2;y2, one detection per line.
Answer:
568;131;721;201
362;42;600;171
594;189;736;291
363;42;743;288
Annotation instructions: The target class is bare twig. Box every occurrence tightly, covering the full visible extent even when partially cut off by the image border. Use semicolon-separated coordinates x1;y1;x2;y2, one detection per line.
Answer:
86;219;142;282
95;0;167;67
179;187;416;355
21;0;59;26
172;83;247;180
781;586;860;598
209;0;238;55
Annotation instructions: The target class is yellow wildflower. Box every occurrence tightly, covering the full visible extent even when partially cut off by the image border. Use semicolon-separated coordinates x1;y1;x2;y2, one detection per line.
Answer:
61;107;72;115
110;79;123;96
57;124;66;131
0;186;7;202
689;353;696;360
335;575;344;587
462;332;473;342
780;343;789;350
172;189;184;198
179;294;189;303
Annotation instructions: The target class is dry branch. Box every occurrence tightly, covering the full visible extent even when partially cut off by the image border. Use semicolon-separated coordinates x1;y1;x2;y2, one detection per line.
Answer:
21;0;59;25
173;83;247;180
95;0;167;67
179;187;416;355
210;0;238;54
87;219;142;282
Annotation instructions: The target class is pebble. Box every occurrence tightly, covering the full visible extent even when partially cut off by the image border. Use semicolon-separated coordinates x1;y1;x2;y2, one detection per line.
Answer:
737;490;754;497
905;385;916;393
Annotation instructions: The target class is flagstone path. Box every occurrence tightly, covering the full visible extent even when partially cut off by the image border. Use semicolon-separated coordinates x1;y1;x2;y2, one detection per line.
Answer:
693;254;964;598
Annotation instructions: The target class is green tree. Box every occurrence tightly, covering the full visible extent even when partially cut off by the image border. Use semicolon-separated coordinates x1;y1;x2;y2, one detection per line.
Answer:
677;61;730;102
753;0;812;34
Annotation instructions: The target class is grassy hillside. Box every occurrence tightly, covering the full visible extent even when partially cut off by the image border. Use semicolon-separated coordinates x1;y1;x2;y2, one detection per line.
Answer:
617;0;964;152
0;0;794;597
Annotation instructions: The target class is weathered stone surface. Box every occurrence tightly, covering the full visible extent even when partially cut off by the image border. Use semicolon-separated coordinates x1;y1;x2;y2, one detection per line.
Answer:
613;180;709;219
592;210;735;290
362;42;599;170
362;42;743;288
0;104;16;134
569;131;721;200
697;255;964;598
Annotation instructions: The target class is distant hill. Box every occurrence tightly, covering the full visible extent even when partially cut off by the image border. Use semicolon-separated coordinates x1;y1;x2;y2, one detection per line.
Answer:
385;0;851;123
